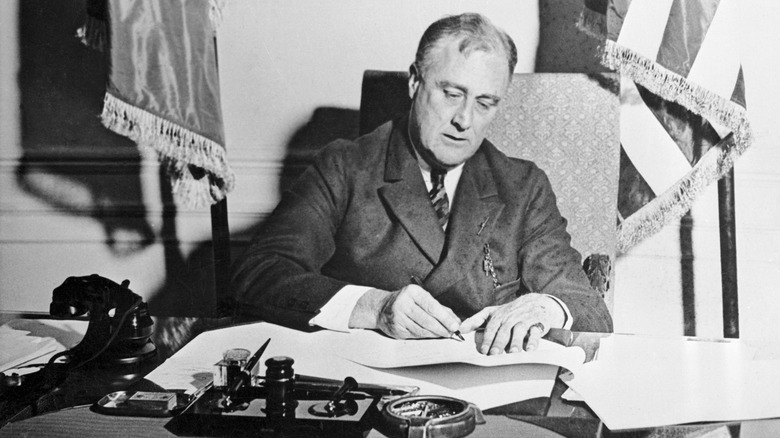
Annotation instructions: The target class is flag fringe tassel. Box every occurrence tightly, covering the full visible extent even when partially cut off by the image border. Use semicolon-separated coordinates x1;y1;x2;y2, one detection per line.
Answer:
101;92;235;209
602;41;752;149
602;40;753;252
617;135;739;253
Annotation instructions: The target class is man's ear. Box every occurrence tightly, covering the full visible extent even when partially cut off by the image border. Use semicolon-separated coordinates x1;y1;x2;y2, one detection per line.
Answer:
408;64;421;99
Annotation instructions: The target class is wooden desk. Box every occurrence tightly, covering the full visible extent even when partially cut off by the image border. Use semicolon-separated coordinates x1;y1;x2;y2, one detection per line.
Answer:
0;317;775;437
3;398;771;438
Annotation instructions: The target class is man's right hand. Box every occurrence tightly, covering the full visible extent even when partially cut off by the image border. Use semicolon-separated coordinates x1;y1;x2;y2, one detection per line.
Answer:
349;285;461;339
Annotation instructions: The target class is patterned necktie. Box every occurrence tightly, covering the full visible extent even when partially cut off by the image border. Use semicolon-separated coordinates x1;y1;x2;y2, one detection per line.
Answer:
429;169;450;229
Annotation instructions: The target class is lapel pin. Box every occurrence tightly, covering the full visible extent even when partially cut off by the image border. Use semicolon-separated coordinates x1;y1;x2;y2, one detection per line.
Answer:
477;216;490;235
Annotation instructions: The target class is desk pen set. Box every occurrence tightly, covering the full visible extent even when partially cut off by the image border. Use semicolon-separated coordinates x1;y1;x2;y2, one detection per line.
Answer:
167;339;417;436
94;338;484;437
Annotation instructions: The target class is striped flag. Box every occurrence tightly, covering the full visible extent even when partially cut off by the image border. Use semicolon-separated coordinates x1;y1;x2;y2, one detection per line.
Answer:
580;0;752;252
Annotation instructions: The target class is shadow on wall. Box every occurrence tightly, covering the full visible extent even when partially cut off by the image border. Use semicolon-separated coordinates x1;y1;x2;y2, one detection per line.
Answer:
228;105;362;276
149;106;361;354
16;0;202;321
17;0;155;256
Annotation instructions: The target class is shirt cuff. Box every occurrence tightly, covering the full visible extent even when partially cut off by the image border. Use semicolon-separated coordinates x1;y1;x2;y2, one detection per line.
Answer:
543;294;573;330
308;285;372;332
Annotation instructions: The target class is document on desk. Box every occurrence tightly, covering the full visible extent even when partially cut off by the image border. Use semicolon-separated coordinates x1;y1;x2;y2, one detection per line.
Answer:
562;334;780;430
145;322;583;410
0;324;62;373
338;329;585;371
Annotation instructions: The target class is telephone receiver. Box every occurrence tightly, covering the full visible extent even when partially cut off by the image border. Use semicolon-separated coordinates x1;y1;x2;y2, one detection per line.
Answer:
50;274;157;369
0;275;158;395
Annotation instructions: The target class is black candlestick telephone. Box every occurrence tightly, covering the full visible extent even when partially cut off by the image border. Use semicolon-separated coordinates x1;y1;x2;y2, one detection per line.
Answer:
0;274;158;425
48;273;157;368
1;274;157;390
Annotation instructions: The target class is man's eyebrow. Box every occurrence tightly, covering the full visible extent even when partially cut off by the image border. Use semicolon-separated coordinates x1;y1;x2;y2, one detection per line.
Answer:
436;80;502;103
437;80;466;93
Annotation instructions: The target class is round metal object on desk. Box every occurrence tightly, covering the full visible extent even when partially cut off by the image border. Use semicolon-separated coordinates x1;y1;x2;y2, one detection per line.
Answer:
380;395;483;438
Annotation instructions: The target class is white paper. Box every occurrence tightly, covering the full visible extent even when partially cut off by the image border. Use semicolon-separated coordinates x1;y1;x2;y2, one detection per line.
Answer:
0;324;62;373
145;322;569;409
338;329;585;371
563;334;780;430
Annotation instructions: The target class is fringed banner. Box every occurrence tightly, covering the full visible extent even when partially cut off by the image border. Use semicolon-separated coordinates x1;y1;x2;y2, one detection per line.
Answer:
81;0;234;209
101;92;234;209
579;0;752;253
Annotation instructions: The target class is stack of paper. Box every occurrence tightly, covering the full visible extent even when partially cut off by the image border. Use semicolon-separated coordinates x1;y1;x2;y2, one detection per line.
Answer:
0;324;61;373
563;334;780;430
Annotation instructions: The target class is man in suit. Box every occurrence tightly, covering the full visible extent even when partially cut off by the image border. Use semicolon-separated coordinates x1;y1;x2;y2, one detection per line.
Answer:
232;13;613;355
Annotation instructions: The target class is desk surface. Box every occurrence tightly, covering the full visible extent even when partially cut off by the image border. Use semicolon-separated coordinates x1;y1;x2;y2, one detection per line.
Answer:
0;382;760;438
0;402;754;438
0;405;590;438
1;316;779;437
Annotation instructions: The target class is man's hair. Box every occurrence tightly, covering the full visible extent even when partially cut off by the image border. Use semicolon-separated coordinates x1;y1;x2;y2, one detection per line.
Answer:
413;13;518;78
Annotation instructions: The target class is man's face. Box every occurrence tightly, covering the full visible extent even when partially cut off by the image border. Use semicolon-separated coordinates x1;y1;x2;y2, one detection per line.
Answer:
408;37;510;169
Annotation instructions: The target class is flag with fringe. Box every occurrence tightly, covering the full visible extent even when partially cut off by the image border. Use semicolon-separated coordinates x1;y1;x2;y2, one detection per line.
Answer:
580;0;752;253
80;0;234;209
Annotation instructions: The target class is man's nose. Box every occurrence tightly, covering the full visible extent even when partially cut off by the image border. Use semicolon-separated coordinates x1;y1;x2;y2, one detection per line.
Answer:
451;100;473;131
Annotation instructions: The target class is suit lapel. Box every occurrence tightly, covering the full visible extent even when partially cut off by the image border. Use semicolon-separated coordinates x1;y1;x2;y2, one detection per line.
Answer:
424;146;505;295
378;120;446;264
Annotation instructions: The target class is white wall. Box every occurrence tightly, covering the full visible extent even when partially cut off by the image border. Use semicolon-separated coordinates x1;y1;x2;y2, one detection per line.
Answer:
732;2;780;351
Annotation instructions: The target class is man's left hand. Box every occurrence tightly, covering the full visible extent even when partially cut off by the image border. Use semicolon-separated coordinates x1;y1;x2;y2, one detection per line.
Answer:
459;293;565;355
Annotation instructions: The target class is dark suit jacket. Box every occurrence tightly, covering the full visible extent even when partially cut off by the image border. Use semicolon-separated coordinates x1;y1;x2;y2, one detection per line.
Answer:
232;117;613;333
